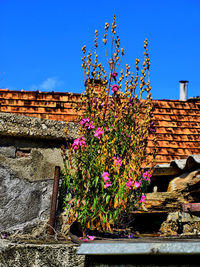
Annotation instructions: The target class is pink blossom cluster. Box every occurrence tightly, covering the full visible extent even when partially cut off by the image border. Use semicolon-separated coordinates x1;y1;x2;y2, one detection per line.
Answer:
142;171;151;182
126;179;141;189
112;72;118;78
134;180;141;188
113;156;122;170
102;172;112;188
139;194;146;203
127;98;133;107
80;118;95;130
111;84;119;94
94;127;103;140
72;136;86;151
79;236;95;242
1;233;7;239
126;178;133;189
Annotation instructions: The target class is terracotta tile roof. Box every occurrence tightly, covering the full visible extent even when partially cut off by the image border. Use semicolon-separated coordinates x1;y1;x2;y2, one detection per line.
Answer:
0;89;82;121
1;88;200;165
148;99;200;164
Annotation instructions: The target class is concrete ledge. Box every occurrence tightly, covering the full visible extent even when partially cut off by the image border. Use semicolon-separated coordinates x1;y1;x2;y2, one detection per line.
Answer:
79;240;200;266
0;112;79;140
78;240;200;255
0;239;84;267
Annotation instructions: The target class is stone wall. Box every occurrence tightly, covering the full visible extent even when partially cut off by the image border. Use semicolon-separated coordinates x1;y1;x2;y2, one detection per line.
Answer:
0;112;79;233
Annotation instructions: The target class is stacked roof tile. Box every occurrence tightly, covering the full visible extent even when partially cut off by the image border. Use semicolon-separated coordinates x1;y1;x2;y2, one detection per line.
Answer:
0;89;81;121
149;99;200;164
0;89;200;165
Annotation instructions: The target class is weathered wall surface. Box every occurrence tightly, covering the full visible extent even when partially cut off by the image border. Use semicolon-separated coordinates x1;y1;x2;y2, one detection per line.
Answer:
0;164;53;232
0;239;84;267
0;112;79;233
0;136;64;182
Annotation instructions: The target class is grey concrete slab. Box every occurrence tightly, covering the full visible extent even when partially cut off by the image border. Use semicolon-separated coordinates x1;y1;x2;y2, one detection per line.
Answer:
78;241;200;255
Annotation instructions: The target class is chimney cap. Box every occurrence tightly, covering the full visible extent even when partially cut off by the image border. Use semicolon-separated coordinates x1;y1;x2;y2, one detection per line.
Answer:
179;80;189;84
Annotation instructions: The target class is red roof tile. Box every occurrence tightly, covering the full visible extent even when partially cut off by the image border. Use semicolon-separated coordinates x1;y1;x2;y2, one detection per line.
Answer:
1;89;200;164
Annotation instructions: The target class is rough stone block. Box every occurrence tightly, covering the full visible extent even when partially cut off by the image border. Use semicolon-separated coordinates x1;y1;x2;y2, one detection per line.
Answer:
0;146;16;158
0;165;53;232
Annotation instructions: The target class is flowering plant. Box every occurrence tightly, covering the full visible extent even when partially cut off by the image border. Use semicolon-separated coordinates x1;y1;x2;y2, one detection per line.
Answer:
63;15;157;235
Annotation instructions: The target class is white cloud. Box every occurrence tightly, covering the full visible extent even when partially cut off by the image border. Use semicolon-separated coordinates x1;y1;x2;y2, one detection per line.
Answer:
30;77;63;91
39;77;57;90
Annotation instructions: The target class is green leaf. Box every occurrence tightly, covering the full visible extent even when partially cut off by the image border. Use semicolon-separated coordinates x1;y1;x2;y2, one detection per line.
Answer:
92;197;98;210
106;195;110;204
94;176;99;187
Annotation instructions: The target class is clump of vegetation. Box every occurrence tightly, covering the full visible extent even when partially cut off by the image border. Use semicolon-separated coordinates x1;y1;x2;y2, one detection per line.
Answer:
63;15;157;236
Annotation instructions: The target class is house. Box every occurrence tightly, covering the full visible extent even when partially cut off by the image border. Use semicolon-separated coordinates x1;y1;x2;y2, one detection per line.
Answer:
1;83;200;245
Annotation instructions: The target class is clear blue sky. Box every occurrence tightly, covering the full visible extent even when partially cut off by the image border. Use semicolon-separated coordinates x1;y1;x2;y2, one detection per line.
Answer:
1;0;200;99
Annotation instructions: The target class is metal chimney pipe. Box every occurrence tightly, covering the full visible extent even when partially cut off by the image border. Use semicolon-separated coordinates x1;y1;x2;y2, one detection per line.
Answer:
179;80;188;101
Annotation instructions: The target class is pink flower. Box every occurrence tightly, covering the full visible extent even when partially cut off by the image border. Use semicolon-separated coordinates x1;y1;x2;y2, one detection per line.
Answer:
94;127;103;139
88;122;95;129
85;121;95;129
102;172;109;182
102;172;112;188
112;72;118;78
142;171;151;182
79;236;95;242
113;156;122;170
134;180;141;188
139;195;146;204
1;233;7;239
111;84;119;94
72;138;79;150
72;136;86;150
80;118;89;124
88;236;95;241
126;178;133;189
104;181;112;188
80;118;95;129
79;136;86;147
